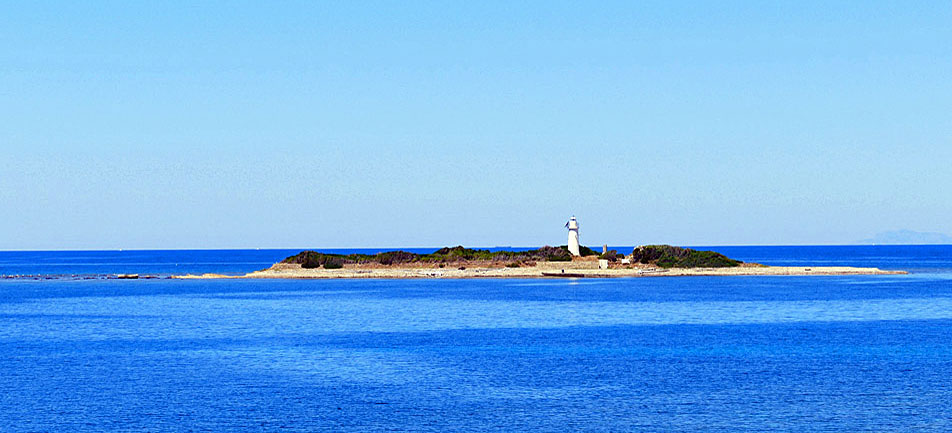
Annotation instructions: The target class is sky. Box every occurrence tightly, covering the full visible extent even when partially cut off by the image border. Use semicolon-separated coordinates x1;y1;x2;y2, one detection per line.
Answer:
2;1;951;250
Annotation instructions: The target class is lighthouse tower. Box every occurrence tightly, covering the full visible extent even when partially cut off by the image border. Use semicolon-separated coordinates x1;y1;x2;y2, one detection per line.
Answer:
565;216;580;256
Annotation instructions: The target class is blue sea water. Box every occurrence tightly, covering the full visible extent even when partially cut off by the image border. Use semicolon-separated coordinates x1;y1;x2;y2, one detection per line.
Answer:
2;246;952;431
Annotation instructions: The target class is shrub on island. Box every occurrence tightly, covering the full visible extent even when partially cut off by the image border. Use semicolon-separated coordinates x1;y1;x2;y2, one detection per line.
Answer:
541;246;573;261
630;245;741;268
426;246;498;262
281;245;741;269
557;245;599;257
283;251;340;269
280;245;588;268
599;250;622;262
375;250;417;265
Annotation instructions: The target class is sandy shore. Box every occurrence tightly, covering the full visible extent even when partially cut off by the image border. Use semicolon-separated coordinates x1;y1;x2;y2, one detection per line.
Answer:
175;262;905;279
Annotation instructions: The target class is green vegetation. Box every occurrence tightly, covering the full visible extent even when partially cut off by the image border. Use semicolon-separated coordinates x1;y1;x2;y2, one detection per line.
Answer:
281;244;745;269
292;251;346;269
281;245;586;267
375;250;417;265
630;245;741;268
599;249;624;262
323;257;344;269
575;245;600;257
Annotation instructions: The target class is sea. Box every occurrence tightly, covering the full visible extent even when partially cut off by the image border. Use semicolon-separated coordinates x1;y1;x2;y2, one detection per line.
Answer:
2;245;951;432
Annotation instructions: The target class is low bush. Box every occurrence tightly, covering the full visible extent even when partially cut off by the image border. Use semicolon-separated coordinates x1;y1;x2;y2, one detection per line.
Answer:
281;244;596;268
630;245;741;268
558;245;599;257
284;251;335;269
376;250;417;265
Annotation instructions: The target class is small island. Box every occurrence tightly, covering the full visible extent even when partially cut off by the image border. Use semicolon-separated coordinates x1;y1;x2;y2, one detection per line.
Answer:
176;244;904;279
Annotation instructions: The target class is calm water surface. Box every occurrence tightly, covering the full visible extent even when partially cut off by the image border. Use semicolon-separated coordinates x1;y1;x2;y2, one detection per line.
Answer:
2;246;951;431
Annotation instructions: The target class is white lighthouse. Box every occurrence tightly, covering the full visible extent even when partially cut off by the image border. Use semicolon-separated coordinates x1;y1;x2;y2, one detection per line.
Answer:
565;216;580;256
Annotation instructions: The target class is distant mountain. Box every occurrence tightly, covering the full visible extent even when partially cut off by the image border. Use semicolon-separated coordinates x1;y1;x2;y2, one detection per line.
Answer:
860;230;952;245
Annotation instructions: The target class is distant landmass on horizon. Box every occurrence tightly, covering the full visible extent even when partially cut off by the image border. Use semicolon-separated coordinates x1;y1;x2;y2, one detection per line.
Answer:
860;230;952;245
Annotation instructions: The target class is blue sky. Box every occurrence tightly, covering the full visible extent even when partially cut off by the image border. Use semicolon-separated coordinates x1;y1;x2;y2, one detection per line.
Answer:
2;1;950;249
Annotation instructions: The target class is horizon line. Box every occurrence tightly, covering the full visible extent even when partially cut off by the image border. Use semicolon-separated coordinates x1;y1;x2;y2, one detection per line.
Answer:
2;243;951;252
